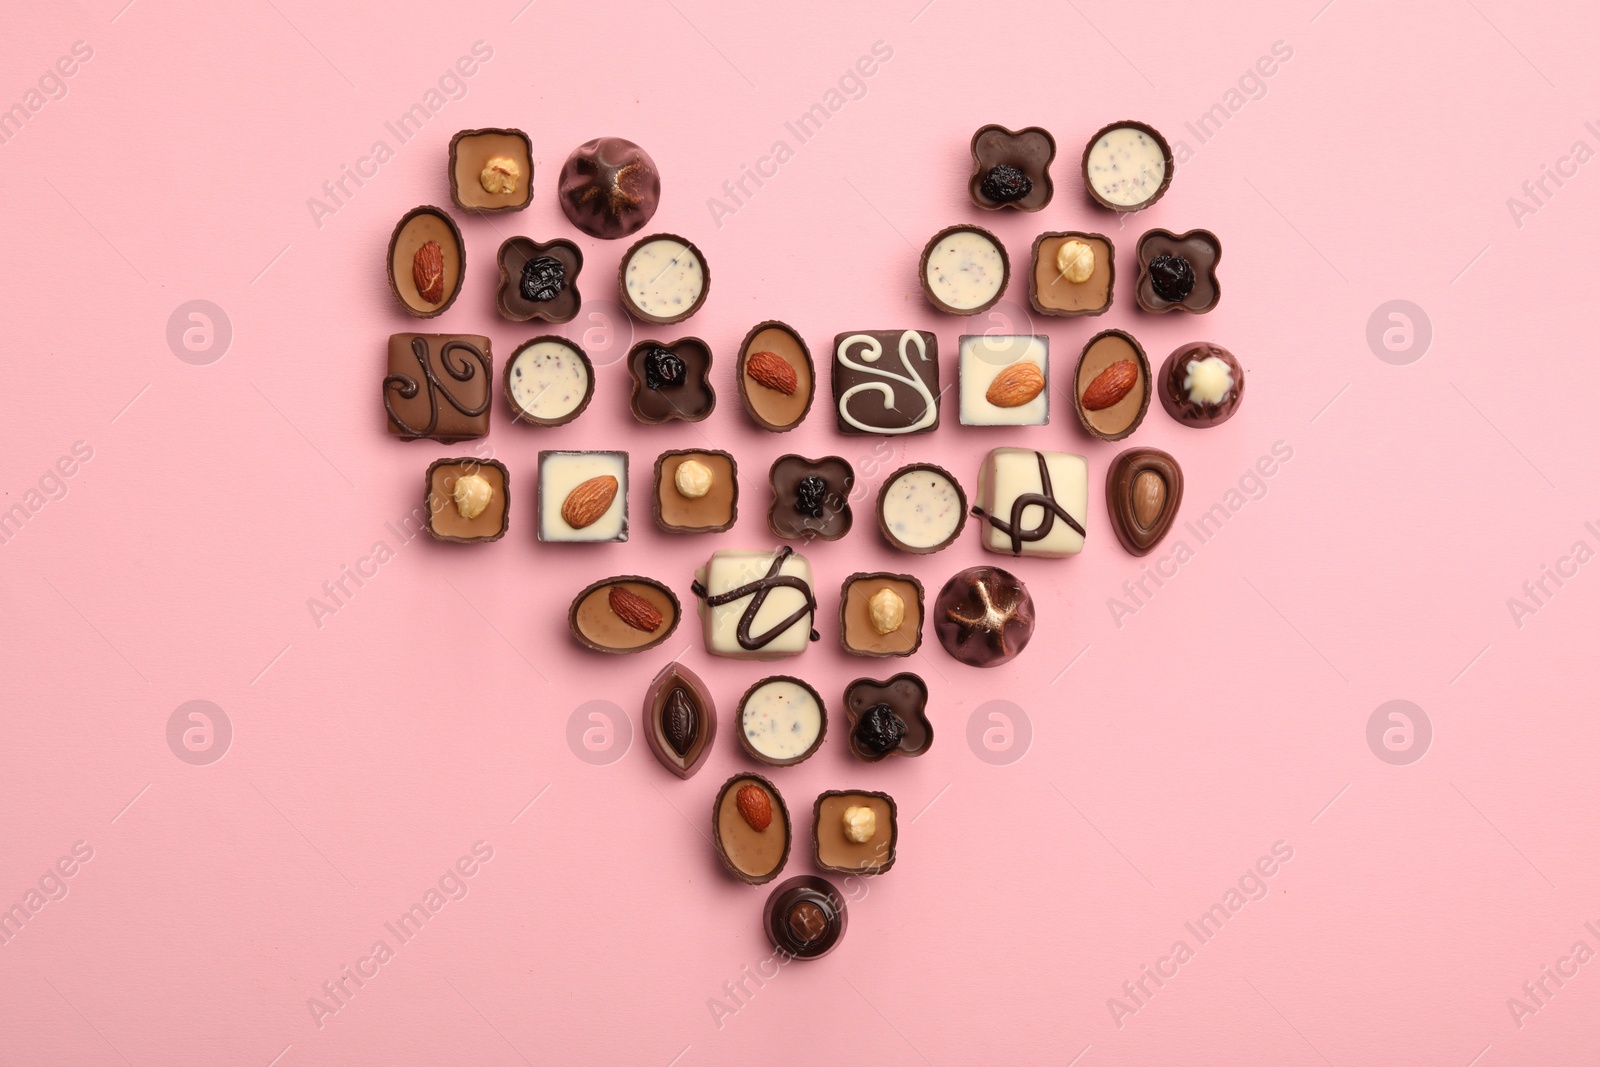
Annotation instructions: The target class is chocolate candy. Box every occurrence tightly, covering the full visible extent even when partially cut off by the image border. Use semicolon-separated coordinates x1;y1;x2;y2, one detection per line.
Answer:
737;321;815;432
737;676;826;767
968;124;1056;212
424;458;509;543
627;338;715;424
972;448;1088;558
619;233;708;325
1106;448;1184;556
654;449;737;534
495;236;582;323
1082;121;1173;211
839;572;923;658
558;136;660;239
833;331;940;435
1074;329;1151;442
920;224;1009;316
448;128;533;213
1158;342;1244;427
643;660;716;779
764;875;847;959
876;463;966;554
384;333;492;442
1030;231;1114;317
387;206;464;317
934;565;1035;668
569;575;680;654
813;791;897;876
713;773;791;885
768;455;853;542
843;673;932;761
960;334;1049;426
1136;229;1221;314
537;451;627;542
692;548;818;659
504;337;593;427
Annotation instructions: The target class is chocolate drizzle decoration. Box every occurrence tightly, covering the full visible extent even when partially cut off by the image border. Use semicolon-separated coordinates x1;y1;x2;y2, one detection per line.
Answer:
970;450;1086;555
385;337;491;439
691;545;820;651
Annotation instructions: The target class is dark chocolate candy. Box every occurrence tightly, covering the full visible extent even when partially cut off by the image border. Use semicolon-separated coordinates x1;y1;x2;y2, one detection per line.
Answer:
384;333;492;442
495;236;583;323
712;773;791;886
1158;342;1243;427
1135;229;1222;314
737;321;815;432
558;137;660;240
934;566;1035;668
569;575;681;654
448;128;533;213
842;673;932;762
969;125;1056;212
832;330;940;435
768;455;854;542
1106;448;1184;556
643;660;716;779
387;206;464;318
626;338;715;424
763;875;847;959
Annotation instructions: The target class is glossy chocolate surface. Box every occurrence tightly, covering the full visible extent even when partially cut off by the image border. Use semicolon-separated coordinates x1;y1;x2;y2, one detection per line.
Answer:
384;333;492;442
495;236;582;323
558;136;660;239
569;575;680;654
626;337;715;424
643;660;716;779
843;673;932;762
767;455;854;541
1106;448;1184;556
968;124;1055;211
1136;229;1222;314
763;876;847;959
832;330;940;435
1158;342;1244;427
934;566;1035;668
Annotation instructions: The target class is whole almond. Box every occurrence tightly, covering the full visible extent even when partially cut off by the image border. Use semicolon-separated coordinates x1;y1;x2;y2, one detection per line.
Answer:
735;784;772;832
745;350;798;396
609;586;664;632
1132;470;1166;528
985;361;1046;408
1081;359;1138;411
412;240;445;304
561;475;618;529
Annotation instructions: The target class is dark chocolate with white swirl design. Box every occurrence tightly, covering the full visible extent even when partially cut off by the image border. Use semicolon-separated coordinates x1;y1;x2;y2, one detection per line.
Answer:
384;333;493;442
832;331;940;435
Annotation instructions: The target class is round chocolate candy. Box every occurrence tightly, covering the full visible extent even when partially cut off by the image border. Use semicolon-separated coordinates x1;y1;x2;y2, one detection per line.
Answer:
763;875;848;960
1158;342;1244;428
558;137;661;240
934;566;1036;668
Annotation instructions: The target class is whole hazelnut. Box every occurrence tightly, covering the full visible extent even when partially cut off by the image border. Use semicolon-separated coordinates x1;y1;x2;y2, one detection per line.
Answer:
480;156;521;195
867;587;905;635
1056;239;1095;284
842;805;877;844
674;458;714;499
452;473;493;519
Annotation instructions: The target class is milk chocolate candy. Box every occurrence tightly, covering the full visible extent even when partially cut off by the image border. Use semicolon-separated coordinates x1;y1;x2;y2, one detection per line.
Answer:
692;547;818;659
843;673;932;762
1158;342;1243;427
839;573;923;658
627;338;715;424
384;333;492;442
764;875;847;959
737;676;826;767
768;455;853;542
934;565;1035;668
619;233;708;325
558;137;660;239
643;660;716;779
387;206;464;317
1106;449;1183;556
876;463;966;554
1073;329;1151;442
569;575;680;654
713;773;791;885
448;128;533;213
504;337;593;427
968;124;1055;212
737;321;815;432
1082;121;1173;212
1136;229;1222;314
920;224;1009;316
495;236;582;323
1030;231;1114;317
424;458;509;543
813;790;897;876
833;330;939;435
972;448;1088;558
654;450;737;534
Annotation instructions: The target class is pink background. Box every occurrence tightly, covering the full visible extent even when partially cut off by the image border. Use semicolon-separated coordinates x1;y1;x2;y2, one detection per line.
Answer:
3;0;1598;1063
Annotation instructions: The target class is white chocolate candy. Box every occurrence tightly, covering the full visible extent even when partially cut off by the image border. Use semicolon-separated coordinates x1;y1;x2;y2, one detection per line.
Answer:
509;340;589;422
1184;355;1234;404
879;467;964;551
741;679;823;761
1085;126;1168;208
923;229;1006;311
538;451;627;542
974;447;1088;558
695;548;815;659
622;237;704;320
959;334;1049;427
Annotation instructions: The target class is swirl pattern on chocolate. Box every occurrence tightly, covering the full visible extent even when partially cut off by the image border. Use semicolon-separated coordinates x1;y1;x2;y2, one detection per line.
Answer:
385;336;491;439
834;331;938;435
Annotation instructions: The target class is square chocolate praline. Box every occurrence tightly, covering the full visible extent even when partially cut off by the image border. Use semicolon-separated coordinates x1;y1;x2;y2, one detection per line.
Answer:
832;330;939;435
655;450;737;534
384;333;493;442
839;573;923;658
538;451;628;542
425;458;510;543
